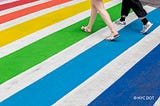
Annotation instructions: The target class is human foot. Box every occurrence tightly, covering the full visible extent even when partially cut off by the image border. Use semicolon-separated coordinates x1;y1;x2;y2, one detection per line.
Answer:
106;33;119;41
81;26;92;33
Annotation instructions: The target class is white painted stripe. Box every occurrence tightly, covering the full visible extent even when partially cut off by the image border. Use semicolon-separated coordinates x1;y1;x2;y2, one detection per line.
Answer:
0;0;85;30
53;23;160;106
0;4;155;103
0;0;18;5
0;0;120;58
154;97;160;106
0;0;51;16
0;0;122;101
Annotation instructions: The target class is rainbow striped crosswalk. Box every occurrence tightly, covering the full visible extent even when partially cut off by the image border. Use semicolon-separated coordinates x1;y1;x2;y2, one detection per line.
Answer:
0;0;160;105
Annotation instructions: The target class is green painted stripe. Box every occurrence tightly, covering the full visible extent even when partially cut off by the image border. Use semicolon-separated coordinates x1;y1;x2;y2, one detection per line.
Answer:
0;3;122;84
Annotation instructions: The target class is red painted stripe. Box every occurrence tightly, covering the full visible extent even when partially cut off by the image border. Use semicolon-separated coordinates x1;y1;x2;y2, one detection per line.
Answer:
0;0;37;11
0;0;71;24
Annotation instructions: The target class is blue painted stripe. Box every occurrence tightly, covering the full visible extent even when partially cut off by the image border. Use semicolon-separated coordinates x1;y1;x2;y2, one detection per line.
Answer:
89;44;160;106
1;8;160;106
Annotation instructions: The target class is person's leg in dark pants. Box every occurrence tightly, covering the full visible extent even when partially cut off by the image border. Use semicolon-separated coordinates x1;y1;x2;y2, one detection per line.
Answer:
130;0;153;33
120;0;131;21
116;0;131;25
116;0;153;33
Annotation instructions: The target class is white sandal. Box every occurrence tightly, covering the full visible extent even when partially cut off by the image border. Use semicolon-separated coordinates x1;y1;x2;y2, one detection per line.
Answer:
81;26;92;33
106;33;119;41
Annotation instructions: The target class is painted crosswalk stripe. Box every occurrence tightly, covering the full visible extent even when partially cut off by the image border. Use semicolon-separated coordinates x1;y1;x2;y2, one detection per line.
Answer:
0;0;109;47
0;0;37;11
0;0;72;24
154;97;160;106
54;25;160;106
0;1;131;102
1;8;159;105
0;1;118;84
0;0;18;5
0;0;84;29
0;0;119;58
89;44;160;106
0;0;51;16
54;6;157;106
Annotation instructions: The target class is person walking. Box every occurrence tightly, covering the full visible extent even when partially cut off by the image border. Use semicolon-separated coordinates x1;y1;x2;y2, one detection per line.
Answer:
81;0;119;41
115;0;153;34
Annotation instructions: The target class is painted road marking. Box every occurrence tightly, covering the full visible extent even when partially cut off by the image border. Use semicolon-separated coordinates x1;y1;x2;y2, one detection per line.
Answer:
89;44;160;106
0;0;18;5
0;0;72;24
0;0;84;29
1;8;160;105
0;1;127;102
0;0;114;84
0;0;119;58
0;0;109;47
0;0;37;11
54;26;160;106
53;6;157;106
154;97;160;106
0;0;51;16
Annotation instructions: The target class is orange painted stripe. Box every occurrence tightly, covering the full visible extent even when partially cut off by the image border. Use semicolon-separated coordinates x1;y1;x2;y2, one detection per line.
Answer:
0;0;37;11
0;0;71;24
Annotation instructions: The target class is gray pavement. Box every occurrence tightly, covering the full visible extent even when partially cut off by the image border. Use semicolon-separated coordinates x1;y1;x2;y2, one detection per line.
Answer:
141;0;160;7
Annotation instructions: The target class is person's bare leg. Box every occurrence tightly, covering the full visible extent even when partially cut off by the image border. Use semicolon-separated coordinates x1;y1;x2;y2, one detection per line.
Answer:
82;0;97;32
93;0;118;35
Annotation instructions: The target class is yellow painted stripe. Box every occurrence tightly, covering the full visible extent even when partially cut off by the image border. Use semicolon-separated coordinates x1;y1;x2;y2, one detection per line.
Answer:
0;0;110;47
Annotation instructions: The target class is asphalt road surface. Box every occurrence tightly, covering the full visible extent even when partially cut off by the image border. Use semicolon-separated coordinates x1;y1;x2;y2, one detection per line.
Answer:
141;0;160;7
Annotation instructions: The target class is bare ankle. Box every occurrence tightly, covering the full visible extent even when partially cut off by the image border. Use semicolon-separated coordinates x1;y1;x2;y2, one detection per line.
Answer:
111;31;118;35
86;26;91;30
